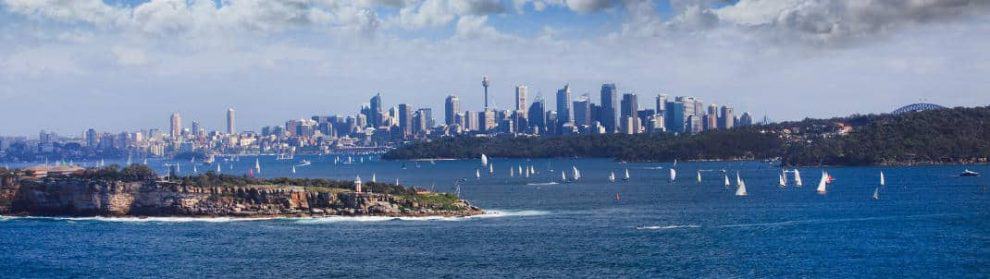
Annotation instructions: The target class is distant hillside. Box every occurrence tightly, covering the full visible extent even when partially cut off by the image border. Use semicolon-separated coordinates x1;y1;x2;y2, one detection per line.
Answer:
385;106;990;166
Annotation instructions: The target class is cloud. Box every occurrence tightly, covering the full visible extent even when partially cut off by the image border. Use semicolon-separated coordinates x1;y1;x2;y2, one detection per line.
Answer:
392;0;507;29
565;0;620;13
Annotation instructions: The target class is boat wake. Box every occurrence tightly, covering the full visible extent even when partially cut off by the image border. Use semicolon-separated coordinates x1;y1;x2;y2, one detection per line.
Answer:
636;225;701;230
641;166;665;170
290;210;549;224
715;213;956;229
526;182;559;186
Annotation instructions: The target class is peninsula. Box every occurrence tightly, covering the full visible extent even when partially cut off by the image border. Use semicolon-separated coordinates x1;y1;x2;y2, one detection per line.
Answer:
0;165;482;218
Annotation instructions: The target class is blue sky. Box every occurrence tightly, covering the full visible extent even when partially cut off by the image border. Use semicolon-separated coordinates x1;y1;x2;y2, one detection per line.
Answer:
0;0;988;137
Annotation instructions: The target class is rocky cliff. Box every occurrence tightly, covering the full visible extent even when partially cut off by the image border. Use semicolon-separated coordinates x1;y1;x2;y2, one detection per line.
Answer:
0;176;482;218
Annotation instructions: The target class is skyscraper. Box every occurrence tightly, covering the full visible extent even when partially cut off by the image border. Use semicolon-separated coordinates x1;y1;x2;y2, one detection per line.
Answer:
528;98;546;135
620;93;640;134
719;106;736;129
398;104;412;136
656;94;668;117
482;76;490;109
556;84;572;126
600;83;618;133
85;128;97;147
370;93;383;128
515;85;528;115
226;108;236;135
480;109;496;132
170;112;182;140
665;102;685;134
573;95;591;128
444;95;460;126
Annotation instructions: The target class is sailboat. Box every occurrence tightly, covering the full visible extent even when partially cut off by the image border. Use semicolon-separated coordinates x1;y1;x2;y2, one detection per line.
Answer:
879;171;886;187
572;166;581;181
255;158;261;174
816;171;829;195
476;169;481;180
696;170;702;183
371;174;377;183
489;164;494;175
735;172;748;196
530;166;536;175
872;186;880;200
291;165;296;174
561;171;568;183
518;165;523;175
510;167;515;177
723;174;731;187
216;164;221;173
609;172;616;183
793;169;803;187
623;169;630;181
193;164;198;174
669;168;677;182
525;166;531;178
778;172;786;188
480;154;489;167
143;158;149;165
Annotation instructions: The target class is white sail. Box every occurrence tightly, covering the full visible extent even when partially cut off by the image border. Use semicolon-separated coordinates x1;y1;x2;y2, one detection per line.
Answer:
216;164;221;173
669;168;677;182
372;173;377;183
291;166;296;174
872;186;880;200
572;166;581;181
624;169;630;180
735;172;748;196
561;171;567;182
476;169;481;179
778;173;786;187
723;174;730;187
816;171;829;194
794;169;803;187
518;165;523;175
609;172;616;183
782;170;788;185
510;167;515;177
489;164;494;174
524;166;530;178
696;171;702;183
879;171;886;186
255;158;261;174
481;154;489;167
143;158;148;165
193;165;198;174
530;166;536;175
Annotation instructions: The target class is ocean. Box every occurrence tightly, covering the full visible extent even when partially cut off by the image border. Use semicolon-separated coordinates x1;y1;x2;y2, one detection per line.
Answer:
2;156;988;278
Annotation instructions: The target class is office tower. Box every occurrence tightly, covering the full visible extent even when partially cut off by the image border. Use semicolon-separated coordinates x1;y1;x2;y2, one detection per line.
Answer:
413;109;430;133
515;85;528;116
528;98;546;135
656;94;668;116
370;93;383;128
419;108;434;128
482;76;490;109
686;115;701;134
445;95;460;126
480;109;496;132
620;93;639;121
463;111;477;131
600;83;618;133
226;108;236;135
398;104;412;136
85;129;98;147
665;102;685;134
170;112;182;140
719;106;735;129
355;114;367;130
705;104;719;131
191;121;201;136
555;84;572;126
637;109;655;128
694;99;705;118
573;95;591;128
738;112;753;126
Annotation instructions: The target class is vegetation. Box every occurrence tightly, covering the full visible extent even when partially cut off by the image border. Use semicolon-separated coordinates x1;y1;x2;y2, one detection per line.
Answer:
386;106;990;166
71;164;159;182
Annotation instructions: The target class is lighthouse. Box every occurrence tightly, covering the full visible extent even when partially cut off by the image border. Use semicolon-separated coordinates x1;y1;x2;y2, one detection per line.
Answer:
354;175;362;193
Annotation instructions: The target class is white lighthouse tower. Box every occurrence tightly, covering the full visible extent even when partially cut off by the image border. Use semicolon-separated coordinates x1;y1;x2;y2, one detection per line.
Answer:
354;175;363;193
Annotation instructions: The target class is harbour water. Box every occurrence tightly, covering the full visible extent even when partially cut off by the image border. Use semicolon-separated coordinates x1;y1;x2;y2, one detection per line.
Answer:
2;157;989;277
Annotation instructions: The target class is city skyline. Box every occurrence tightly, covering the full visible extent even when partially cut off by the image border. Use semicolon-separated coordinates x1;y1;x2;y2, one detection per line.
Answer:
0;1;988;136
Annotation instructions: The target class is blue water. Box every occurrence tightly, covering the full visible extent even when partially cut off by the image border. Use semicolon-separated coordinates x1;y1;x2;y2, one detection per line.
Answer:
2;157;989;278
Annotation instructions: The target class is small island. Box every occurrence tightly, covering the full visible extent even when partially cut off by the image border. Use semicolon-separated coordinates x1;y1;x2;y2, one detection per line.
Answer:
0;165;483;218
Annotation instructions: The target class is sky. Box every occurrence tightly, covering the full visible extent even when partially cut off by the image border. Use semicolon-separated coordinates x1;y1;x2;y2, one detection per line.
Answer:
0;0;988;137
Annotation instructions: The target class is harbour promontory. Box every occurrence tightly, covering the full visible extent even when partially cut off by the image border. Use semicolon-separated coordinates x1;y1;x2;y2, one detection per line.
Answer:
0;165;482;218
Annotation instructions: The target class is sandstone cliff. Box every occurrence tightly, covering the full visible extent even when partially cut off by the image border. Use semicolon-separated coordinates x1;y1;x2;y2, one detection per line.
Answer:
0;176;482;218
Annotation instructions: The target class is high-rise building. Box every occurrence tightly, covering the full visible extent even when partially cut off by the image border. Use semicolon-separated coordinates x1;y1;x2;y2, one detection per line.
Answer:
480;109;496;132
573;95;591;128
665;102;685;134
515;85;528;115
482;76;490;109
398;104;412;136
528;98;546;134
705;104;719;131
620;93;639;121
738;112;753;126
370;93;383;128
656;94;668;116
719;106;735;130
226;108;236;135
555;84;572;126
85;129;98;147
600;83;618;133
170;112;182;140
463;110;477;131
191;121;201;136
444;95;460;126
